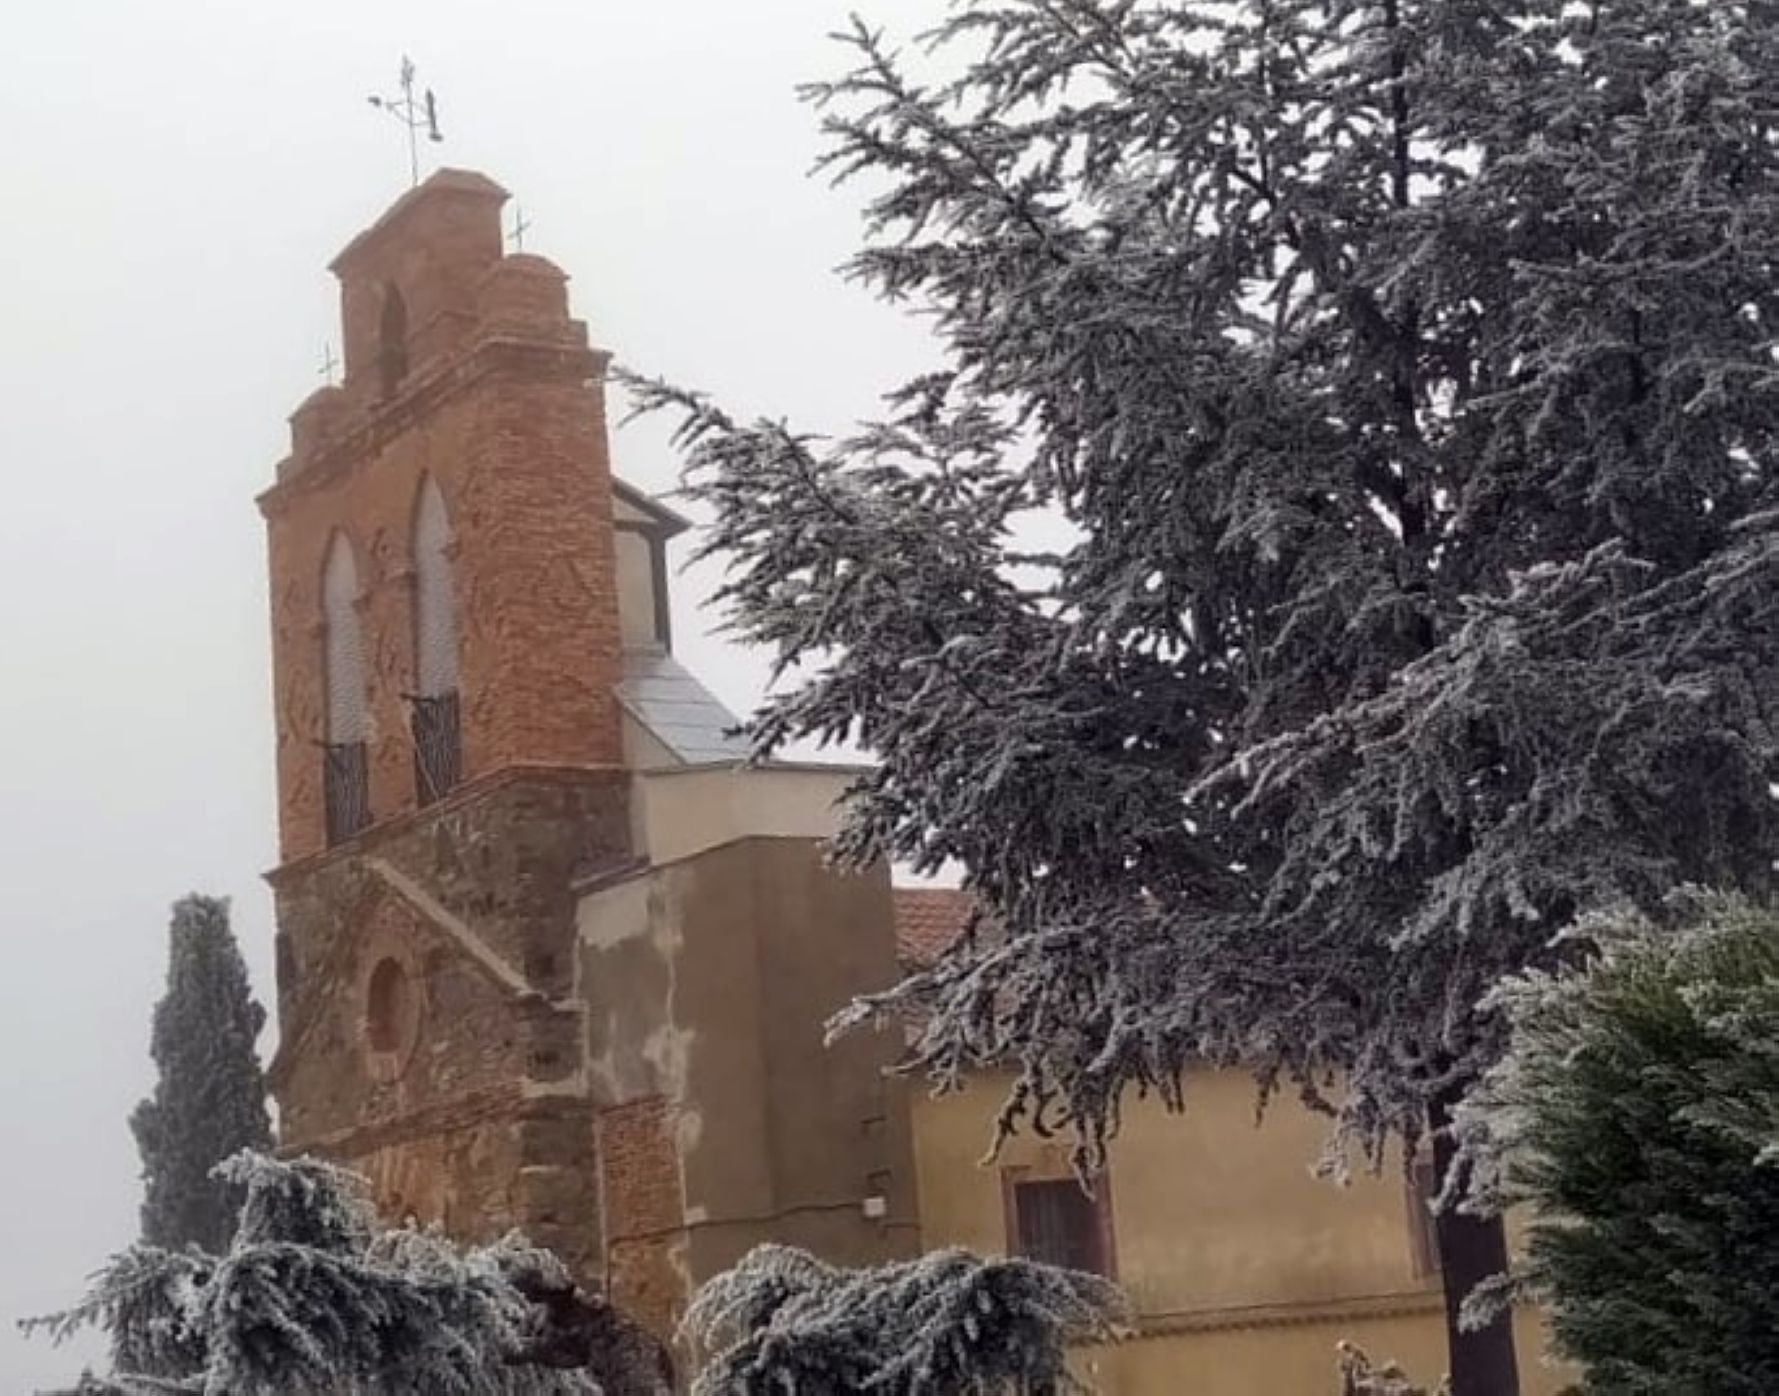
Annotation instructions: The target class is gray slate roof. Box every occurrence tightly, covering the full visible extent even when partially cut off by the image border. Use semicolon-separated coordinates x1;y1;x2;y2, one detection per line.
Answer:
618;650;752;765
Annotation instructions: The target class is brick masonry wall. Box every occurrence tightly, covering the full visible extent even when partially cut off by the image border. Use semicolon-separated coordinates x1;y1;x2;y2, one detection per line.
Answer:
332;172;507;395
263;175;635;1296
262;177;913;1357
599;1096;690;1342
262;185;624;866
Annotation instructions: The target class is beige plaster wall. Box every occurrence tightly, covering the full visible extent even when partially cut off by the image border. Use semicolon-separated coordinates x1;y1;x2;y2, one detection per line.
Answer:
619;713;681;773
576;806;917;1335
911;1069;1568;1395
614;528;658;651
1074;1307;1560;1396
629;764;860;867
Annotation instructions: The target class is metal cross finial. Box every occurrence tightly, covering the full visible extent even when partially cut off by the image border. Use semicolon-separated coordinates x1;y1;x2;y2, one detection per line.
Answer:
319;341;340;386
507;204;532;252
368;56;444;188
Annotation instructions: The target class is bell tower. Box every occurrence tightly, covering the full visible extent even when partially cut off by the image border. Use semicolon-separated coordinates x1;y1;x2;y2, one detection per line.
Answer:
258;170;919;1346
267;168;629;861
259;170;633;1277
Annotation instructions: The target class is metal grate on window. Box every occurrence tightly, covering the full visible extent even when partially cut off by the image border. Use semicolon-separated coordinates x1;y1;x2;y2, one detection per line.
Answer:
410;690;462;806
324;740;370;845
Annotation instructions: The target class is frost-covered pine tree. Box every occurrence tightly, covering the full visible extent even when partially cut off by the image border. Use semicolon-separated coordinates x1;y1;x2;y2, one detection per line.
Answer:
683;1244;1125;1395
130;895;272;1254
1338;1343;1445;1396
1455;894;1779;1394
627;4;1779;1393
25;1151;671;1395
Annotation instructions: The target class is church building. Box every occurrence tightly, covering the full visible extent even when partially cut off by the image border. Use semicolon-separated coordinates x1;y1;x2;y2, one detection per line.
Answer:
259;170;1559;1394
259;169;918;1340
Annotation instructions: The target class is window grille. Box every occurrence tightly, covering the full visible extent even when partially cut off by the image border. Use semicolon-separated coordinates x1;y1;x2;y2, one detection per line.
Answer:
410;690;462;806
324;740;370;845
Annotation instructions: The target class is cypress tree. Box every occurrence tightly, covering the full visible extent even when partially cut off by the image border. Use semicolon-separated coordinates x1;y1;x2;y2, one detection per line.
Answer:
129;894;272;1253
628;3;1779;1390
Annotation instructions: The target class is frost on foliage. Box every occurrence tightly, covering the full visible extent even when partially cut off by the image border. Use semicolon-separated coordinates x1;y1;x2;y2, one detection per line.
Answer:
130;895;272;1254
1337;1342;1447;1396
1454;893;1779;1393
683;1243;1127;1395
25;1152;668;1396
624;0;1779;1180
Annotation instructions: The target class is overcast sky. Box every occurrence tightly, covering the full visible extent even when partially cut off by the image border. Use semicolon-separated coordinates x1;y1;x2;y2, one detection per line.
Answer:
0;0;951;1383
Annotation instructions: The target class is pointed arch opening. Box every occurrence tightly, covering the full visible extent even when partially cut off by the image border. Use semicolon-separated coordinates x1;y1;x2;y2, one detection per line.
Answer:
378;282;410;397
321;532;371;844
409;475;462;804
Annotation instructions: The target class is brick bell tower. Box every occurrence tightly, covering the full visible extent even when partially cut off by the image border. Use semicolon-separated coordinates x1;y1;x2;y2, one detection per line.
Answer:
258;170;919;1343
259;170;631;1276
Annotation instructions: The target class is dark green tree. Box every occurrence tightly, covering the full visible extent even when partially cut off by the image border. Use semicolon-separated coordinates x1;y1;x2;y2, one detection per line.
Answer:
130;895;272;1254
1459;895;1779;1395
628;3;1779;1391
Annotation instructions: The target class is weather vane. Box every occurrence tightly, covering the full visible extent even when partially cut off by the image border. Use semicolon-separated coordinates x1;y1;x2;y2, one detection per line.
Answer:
368;57;443;188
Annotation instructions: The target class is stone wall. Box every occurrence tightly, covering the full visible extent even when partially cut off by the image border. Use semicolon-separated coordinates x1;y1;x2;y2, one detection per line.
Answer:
270;766;629;1280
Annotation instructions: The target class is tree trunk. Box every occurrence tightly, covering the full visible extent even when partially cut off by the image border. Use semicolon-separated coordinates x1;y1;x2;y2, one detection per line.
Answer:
1430;1087;1520;1396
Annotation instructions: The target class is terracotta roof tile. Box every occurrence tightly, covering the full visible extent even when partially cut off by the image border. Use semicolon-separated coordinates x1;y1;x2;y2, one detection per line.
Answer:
892;887;978;968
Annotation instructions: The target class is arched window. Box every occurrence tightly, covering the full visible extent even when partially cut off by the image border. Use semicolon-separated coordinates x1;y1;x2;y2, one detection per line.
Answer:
378;283;409;397
322;533;367;742
365;957;415;1054
410;476;462;803
321;532;370;843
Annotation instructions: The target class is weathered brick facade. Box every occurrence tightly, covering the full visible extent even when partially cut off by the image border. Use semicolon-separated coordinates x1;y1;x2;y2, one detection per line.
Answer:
599;1097;689;1340
262;170;624;866
261;171;638;1285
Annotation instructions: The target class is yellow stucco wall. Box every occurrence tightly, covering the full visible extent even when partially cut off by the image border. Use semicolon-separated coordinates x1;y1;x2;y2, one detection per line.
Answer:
910;1068;1567;1395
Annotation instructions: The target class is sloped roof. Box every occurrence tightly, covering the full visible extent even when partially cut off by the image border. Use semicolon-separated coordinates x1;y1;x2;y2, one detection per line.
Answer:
329;168;509;274
612;477;690;537
618;650;752;765
892;887;978;968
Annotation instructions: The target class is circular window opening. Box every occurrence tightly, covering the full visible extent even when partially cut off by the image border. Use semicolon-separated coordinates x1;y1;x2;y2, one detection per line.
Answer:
365;957;414;1054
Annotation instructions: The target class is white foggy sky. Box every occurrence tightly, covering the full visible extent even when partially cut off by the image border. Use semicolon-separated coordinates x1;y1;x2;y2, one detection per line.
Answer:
0;0;950;1383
